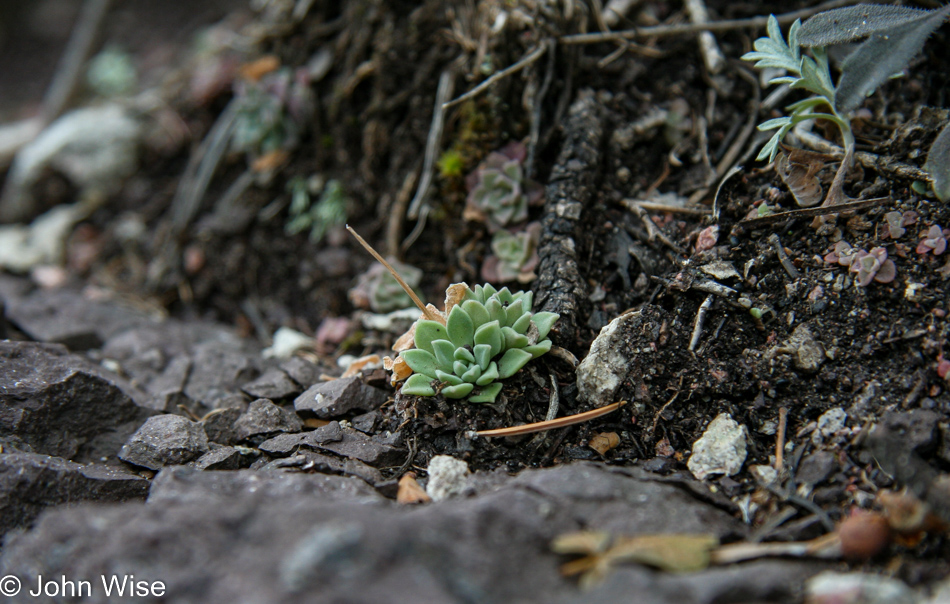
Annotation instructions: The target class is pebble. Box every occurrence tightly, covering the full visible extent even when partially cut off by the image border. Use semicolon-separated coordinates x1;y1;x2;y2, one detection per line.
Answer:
687;413;748;481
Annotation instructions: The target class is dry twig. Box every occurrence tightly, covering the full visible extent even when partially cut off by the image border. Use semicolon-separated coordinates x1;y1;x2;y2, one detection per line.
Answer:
442;44;548;110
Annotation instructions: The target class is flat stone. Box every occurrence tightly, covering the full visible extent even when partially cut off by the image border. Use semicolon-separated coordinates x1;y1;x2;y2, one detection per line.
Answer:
234;399;304;443
147;466;383;505
0;341;147;458
3;287;154;350
294;377;388;419
258;422;344;456
261;450;383;486
194;447;245;471
0;463;759;604
0;452;149;538
279;356;323;389
797;450;838;486
242;368;302;400
119;415;210;470
258;423;402;467
879;409;939;453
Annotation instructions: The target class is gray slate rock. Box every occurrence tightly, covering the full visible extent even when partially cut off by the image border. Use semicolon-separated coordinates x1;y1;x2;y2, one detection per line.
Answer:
200;407;243;445
0;341;147;458
259;423;402;467
0;452;149;537
261;450;384;486
234;399;304;443
119;415;210;470
194;447;246;471
0;463;791;604
148;466;383;505
242;369;302;400
3;287;154;350
279;356;323;389
294;377;388;419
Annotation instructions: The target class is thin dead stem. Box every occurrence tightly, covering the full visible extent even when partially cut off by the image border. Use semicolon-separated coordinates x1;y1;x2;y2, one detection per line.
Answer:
476;401;625;437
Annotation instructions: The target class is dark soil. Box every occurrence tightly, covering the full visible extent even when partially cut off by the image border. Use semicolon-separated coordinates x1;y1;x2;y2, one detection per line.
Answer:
2;0;950;597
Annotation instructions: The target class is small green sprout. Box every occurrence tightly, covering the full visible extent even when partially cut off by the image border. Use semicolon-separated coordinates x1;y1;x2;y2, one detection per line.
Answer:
399;284;559;403
743;4;950;206
285;177;348;243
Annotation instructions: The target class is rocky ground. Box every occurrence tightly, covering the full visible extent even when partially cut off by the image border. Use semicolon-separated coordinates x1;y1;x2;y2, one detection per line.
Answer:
1;1;950;603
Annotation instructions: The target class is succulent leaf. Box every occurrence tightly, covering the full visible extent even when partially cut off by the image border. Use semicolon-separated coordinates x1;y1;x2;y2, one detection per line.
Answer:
462;299;491;328
469;382;503;403
431;339;457;372
486;298;506;325
497;348;534;379
414;321;448;354
474;320;503;358
453;360;469;376
505;299;524;326
454;347;476;363
525;339;553;358
474;343;493;371
531;312;559;341
461;364;482;383
402;349;440;377
402;373;436;396
436;369;464;386
502;326;529;349
512;312;532;334
446;305;475;348
442;383;475;399
476;361;499;386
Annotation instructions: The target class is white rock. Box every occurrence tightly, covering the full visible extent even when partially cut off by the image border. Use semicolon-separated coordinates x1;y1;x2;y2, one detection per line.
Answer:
813;408;848;444
0;202;88;272
263;327;314;359
687;413;748;481
805;571;919;604
425;455;470;502
0;104;141;222
576;310;646;407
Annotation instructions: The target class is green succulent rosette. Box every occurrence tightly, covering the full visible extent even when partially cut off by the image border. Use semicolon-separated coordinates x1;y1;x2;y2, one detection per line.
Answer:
399;284;558;403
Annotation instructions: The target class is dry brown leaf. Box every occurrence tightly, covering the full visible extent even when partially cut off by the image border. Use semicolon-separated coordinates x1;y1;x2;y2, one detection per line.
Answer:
588;432;620;455
444;283;472;316
251;149;289;173
551;531;611;556
340;354;381;378
385;355;412;384
303;418;331;429
397;472;431;504
606;534;718;573
776;147;830;208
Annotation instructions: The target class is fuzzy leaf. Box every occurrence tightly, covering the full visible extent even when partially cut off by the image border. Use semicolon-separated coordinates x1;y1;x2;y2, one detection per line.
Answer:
786;96;831;113
476;361;499;386
401;373;435;396
435;369;464;386
497;348;534;379
531;312;559;341
474;320;503;358
454;347;476;363
473;343;493;372
525;339;553;358
431;339;457;373
924;122;950;202
469;382;503;403
461;364;482;383
414;320;448;354
496;287;515;305
836;5;950;115
757;122;794;163
446;305;475;348
485;298;506;325
401;349;440;377
502;326;529;349
462;299;491;328
511;312;532;334
442;383;475;399
505;299;524;327
757;116;793;131
799;4;933;47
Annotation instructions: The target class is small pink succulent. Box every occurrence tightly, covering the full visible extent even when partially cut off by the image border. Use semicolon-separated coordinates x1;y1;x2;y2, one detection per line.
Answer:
849;247;897;287
824;241;857;267
916;225;949;256
881;210;918;239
